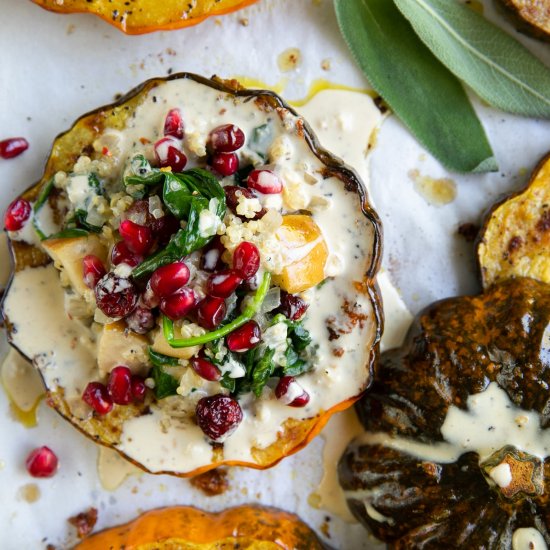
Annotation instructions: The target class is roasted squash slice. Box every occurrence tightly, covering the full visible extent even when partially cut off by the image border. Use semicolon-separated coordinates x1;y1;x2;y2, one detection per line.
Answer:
497;0;550;43
31;0;258;35
74;505;325;549
477;153;550;289
1;73;382;477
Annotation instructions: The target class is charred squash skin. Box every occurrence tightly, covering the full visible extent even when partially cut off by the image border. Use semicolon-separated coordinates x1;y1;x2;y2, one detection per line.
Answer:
1;73;382;477
340;277;550;548
74;505;326;549
31;0;258;35
496;0;550;43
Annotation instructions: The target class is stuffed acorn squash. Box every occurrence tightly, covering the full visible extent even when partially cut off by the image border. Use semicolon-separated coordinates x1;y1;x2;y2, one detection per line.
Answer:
74;505;325;549
31;0;258;35
1;73;381;477
340;155;550;548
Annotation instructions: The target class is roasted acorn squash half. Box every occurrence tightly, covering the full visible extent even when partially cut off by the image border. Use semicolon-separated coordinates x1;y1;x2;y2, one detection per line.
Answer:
74;505;326;549
31;0;258;35
340;155;550;548
1;73;382;477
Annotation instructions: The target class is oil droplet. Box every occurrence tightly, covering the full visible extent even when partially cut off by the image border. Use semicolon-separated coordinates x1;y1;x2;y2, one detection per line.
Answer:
1;349;44;428
230;75;287;95
409;169;457;206
18;483;41;503
97;447;141;491
278;48;302;72
464;0;484;14
308;492;322;508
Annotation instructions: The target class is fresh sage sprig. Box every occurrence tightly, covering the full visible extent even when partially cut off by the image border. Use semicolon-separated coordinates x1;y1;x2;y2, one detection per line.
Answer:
162;272;272;348
334;0;550;173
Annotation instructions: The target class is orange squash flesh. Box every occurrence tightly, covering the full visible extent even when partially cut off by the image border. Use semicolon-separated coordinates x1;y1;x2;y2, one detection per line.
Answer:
74;505;325;549
31;0;258;35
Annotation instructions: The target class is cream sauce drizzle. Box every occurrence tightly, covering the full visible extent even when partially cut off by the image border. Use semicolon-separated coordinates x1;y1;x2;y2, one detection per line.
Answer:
97;447;141;491
355;382;550;464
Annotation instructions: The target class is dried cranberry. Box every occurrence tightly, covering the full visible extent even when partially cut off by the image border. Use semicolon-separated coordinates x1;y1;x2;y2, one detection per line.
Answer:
0;137;29;159
211;152;239;176
226;320;261;352
224;186;266;220
206;269;243;299
195;394;243;442
233;242;260;279
82;255;106;289
95;273;138;319
208;124;245;153
196;296;226;330
131;376;146;402
150;261;190;298
163;108;184;139
247;169;283;194
275;376;310;407
107;366;132;405
151;214;180;245
190;356;222;382
154;137;187;172
126;306;155;334
125;199;153;227
119;219;153;255
160;287;197;321
4;198;31;231
277;291;309;321
82;382;113;415
111;241;143;267
25;446;58;478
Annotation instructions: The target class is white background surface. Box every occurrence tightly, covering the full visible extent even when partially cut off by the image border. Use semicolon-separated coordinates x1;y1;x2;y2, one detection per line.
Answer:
1;0;550;548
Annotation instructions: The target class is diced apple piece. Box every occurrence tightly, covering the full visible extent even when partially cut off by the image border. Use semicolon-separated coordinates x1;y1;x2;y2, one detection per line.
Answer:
272;214;329;293
151;322;203;360
97;321;149;378
42;235;107;296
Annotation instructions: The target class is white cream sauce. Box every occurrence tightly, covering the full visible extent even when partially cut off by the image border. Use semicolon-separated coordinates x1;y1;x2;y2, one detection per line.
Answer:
3;81;384;474
513;528;548;550
354;382;550;465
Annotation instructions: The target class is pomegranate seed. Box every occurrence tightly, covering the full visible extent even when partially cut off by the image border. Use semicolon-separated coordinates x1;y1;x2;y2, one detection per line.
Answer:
82;255;106;289
190;356;221;382
208;124;245;153
233;242;260;279
226;320;261;352
25;446;58;478
126;306;155;334
107;366;132;405
224;185;266;220
82;382;113;415
211;152;239;176
150;261;190;298
119;219;153;255
111;241;143;267
154;137;187;172
4;198;31;231
195;394;243;442
196;296;226;329
0;137;29;159
160;287;197;320
201;236;225;272
95;273;138;319
248;169;283;194
275;376;310;407
151;214;180;245
278;291;309;320
131;376;147;402
206;269;243;299
163;108;184;139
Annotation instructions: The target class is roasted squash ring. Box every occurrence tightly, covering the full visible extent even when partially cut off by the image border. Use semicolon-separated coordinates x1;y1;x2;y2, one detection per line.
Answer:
74;505;326;549
31;0;258;35
1;73;382;477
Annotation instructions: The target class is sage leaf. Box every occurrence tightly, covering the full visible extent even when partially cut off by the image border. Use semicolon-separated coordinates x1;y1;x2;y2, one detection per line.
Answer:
393;0;550;119
334;0;497;173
